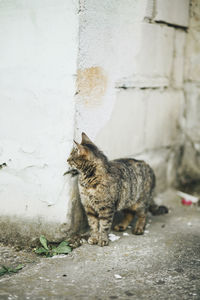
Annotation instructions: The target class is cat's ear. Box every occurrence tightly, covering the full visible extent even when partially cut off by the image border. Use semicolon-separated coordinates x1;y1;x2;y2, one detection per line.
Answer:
81;132;94;145
74;140;89;156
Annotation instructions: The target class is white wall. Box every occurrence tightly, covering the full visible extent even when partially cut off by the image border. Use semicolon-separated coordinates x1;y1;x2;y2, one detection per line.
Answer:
0;0;194;243
0;0;79;224
76;0;188;191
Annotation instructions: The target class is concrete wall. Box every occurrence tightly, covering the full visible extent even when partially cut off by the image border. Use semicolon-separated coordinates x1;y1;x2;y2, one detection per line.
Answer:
0;0;79;244
76;0;189;191
0;0;196;245
178;0;200;184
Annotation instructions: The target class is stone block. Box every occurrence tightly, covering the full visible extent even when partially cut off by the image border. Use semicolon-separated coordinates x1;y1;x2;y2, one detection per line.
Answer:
184;0;200;83
82;0;154;23
96;89;146;159
79;0;154;71
172;30;186;88
177;139;200;185
184;83;200;139
116;23;174;88
155;0;190;28
96;89;183;159
135;147;179;192
184;30;200;83
144;90;184;149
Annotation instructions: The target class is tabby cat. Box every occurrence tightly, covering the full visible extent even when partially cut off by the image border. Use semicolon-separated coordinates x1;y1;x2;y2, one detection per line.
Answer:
67;133;168;247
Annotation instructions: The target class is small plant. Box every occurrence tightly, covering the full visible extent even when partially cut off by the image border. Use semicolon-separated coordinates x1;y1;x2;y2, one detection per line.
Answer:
35;235;72;257
0;264;24;277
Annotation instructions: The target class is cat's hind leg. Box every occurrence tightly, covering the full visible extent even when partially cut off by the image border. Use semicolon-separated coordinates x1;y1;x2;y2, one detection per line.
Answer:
132;208;147;235
114;210;135;231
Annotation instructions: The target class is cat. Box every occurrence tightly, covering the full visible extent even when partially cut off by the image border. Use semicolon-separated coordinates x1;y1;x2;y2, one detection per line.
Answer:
67;132;168;247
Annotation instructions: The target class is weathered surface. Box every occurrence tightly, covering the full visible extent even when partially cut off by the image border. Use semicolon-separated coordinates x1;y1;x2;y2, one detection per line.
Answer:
155;0;190;27
184;0;200;82
0;0;79;229
97;89;184;159
0;0;192;239
180;0;200;184
0;244;40;271
0;190;199;300
172;30;186;88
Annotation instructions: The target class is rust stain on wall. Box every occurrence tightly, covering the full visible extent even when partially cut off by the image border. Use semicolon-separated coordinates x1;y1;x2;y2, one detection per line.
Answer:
76;67;107;106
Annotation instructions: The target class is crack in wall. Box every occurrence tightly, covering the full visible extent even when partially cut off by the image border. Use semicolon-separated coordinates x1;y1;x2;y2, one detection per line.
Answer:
155;20;188;31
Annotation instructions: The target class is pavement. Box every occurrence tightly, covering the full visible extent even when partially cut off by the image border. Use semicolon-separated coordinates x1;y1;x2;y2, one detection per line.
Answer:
0;189;200;300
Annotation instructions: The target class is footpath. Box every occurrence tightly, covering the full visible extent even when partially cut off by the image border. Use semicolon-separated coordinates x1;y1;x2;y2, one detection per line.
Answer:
0;190;200;300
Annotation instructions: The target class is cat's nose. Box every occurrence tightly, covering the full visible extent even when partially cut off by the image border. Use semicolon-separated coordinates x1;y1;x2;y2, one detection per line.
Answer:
67;158;72;165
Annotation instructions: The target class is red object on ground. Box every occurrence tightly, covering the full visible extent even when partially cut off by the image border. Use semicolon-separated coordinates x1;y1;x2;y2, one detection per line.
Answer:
181;198;193;206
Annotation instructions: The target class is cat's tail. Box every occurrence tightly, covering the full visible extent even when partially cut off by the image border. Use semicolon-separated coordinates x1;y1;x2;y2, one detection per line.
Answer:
149;202;168;215
148;172;168;215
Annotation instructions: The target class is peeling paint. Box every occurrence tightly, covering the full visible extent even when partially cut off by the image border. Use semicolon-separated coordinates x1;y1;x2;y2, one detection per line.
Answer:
0;163;7;169
76;67;107;106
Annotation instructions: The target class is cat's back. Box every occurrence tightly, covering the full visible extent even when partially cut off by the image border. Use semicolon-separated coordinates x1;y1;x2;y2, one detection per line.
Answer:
109;157;155;193
107;157;155;210
110;157;151;176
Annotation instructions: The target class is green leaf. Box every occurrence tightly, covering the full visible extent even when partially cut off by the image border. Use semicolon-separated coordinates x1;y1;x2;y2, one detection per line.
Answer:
45;253;53;258
62;241;69;246
0;266;8;276
15;264;24;271
39;235;49;250
35;247;49;254
52;241;72;254
0;264;24;276
8;268;18;273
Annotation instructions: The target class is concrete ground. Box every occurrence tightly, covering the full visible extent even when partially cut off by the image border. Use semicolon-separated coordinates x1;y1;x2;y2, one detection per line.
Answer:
0;190;200;300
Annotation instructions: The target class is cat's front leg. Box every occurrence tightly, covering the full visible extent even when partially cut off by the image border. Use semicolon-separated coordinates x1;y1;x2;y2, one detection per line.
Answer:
85;207;99;245
98;208;114;247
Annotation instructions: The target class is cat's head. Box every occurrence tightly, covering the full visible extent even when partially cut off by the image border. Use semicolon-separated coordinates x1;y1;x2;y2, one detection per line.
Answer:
67;132;107;170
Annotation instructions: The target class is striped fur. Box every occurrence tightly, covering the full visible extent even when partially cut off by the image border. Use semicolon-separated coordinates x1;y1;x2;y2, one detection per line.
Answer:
67;133;168;246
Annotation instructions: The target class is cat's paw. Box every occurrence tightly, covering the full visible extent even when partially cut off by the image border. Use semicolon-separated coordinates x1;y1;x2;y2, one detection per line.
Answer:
132;226;144;235
114;224;127;231
88;235;98;245
98;236;109;247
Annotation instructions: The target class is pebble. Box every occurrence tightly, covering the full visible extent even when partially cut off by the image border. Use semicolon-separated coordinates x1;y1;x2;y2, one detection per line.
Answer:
114;274;122;279
123;232;129;236
108;234;120;242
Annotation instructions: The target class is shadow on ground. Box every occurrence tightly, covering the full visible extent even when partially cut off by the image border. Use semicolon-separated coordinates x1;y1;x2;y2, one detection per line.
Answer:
0;190;200;300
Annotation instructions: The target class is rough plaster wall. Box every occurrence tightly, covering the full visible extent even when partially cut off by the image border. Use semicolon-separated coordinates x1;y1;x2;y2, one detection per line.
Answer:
76;0;189;192
0;0;193;244
76;0;158;140
0;0;79;241
178;0;200;184
155;0;189;27
97;89;184;158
